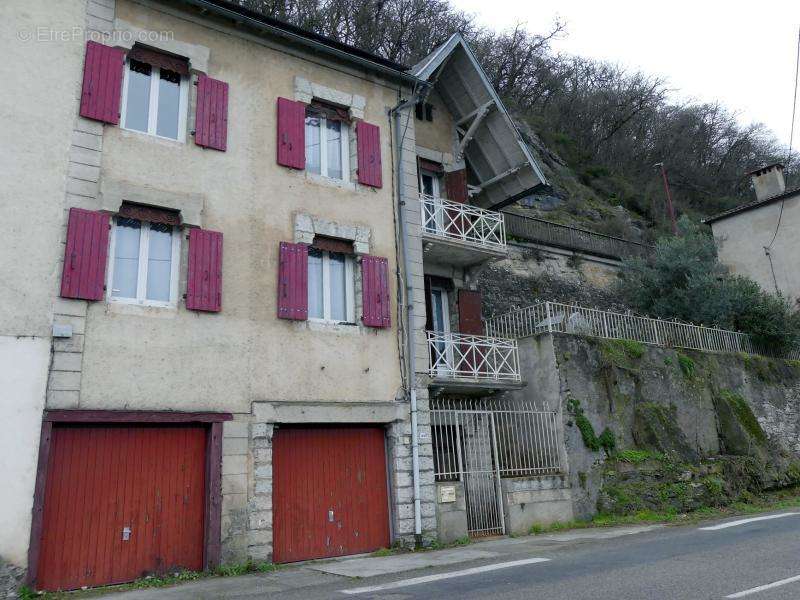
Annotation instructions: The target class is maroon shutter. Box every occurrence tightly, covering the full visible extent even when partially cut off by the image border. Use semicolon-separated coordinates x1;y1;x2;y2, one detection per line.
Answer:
79;41;125;124
361;255;390;328
356;121;382;188
186;229;223;312
458;289;484;335
277;242;308;320
60;208;109;300
195;74;229;151
277;98;306;169
445;169;469;204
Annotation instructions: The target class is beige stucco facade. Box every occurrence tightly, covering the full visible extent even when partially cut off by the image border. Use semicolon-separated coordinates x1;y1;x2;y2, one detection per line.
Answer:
73;0;404;414
710;193;800;307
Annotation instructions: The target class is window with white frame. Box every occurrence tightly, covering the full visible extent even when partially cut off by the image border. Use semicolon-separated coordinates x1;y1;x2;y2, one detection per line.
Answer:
305;106;350;181
121;58;188;141
307;249;355;323
108;218;180;306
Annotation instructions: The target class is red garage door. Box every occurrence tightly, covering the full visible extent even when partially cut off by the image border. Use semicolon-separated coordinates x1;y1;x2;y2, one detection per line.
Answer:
36;425;207;591
273;426;390;563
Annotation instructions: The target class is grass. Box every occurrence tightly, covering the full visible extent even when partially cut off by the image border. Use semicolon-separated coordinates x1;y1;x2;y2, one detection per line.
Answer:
613;449;663;464
528;485;800;535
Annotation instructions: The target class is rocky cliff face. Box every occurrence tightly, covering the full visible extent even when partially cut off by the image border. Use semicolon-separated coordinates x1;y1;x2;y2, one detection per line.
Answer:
515;334;800;520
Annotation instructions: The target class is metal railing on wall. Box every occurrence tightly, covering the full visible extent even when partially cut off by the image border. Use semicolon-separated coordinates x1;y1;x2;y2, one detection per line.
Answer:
485;301;800;360
420;194;507;251
502;212;651;260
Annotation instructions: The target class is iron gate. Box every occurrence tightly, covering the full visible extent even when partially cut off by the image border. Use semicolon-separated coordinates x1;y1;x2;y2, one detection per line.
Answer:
431;398;563;537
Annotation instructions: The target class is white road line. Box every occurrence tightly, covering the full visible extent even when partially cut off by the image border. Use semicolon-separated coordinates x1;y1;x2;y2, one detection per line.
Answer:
698;512;800;531
725;574;800;598
339;557;550;595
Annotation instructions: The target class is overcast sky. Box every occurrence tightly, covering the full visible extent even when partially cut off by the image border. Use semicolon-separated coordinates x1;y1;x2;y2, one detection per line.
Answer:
453;0;800;149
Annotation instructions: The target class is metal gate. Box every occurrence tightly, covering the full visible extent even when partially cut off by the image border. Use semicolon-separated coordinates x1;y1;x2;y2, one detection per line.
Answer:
431;398;563;537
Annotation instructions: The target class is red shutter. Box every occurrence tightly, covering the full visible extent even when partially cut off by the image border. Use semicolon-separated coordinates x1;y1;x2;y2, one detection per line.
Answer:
277;98;306;169
79;41;125;124
458;289;484;335
60;208;110;301
356;121;382;188
186;229;223;312
277;242;308;320
445;169;469;204
195;75;229;151
361;255;390;328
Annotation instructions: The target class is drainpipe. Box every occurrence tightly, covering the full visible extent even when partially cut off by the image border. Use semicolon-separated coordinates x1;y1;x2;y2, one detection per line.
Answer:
390;85;428;546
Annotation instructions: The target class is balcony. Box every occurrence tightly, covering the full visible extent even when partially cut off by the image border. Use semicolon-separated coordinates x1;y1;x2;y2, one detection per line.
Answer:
419;194;508;267
426;331;523;395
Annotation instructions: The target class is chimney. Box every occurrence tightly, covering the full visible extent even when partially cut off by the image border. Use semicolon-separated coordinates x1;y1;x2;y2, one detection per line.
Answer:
749;163;786;201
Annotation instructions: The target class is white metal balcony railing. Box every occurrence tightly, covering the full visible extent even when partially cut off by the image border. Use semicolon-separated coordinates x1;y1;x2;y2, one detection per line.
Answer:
484;301;800;360
420;194;507;251
427;331;521;383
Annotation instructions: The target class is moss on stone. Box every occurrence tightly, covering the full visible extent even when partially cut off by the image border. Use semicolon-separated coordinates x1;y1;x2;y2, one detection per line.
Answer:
677;353;696;379
599;339;645;369
632;402;698;462
716;390;767;445
567;398;616;453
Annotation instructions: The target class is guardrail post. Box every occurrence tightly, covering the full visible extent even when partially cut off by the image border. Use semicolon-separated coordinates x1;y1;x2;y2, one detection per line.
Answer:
545;302;553;333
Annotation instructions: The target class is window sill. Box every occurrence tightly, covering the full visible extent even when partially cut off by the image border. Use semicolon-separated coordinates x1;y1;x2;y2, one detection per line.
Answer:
304;171;357;192
118;127;186;146
105;299;178;318
301;319;362;335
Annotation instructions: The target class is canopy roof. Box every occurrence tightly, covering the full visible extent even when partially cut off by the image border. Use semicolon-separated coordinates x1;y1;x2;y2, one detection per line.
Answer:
411;34;548;208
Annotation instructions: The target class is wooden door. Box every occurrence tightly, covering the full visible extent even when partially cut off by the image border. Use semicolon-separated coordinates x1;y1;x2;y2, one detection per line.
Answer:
272;426;390;563
36;425;207;591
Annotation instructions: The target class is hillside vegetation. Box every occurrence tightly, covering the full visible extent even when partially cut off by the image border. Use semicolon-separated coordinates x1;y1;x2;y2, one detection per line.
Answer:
244;0;797;241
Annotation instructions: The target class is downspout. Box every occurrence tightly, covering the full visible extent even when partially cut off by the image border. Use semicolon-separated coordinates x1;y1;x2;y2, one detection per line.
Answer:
390;84;428;546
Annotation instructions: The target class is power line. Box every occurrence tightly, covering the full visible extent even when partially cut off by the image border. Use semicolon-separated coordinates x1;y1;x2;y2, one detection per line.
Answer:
765;25;800;252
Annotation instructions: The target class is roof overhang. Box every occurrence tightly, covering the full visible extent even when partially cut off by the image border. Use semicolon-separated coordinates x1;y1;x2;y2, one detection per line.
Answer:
703;187;800;225
411;34;548;208
173;0;418;84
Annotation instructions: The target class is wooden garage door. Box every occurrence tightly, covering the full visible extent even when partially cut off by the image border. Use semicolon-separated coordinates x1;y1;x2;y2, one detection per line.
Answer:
37;425;207;591
273;426;390;563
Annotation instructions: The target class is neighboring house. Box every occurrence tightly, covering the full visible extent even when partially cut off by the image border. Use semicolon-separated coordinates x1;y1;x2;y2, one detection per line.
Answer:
705;163;800;306
0;0;546;592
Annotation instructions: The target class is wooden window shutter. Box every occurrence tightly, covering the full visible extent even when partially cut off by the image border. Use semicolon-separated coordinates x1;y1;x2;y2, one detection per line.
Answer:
457;289;484;335
60;208;110;301
445;169;469;204
79;41;125;124
277;242;308;320
361;255;390;328
276;98;306;169
195;74;229;151
356;121;382;188
186;228;223;312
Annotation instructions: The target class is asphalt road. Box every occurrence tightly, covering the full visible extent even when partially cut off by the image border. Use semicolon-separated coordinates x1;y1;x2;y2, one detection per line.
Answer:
101;511;800;600
307;512;800;600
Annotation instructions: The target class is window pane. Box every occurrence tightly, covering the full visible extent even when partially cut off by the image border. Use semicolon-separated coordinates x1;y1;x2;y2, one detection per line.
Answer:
125;60;151;132
305;117;321;175
329;252;347;321
326;120;342;180
156;69;181;139
421;174;435;196
145;223;173;302
112;218;141;299
308;249;323;319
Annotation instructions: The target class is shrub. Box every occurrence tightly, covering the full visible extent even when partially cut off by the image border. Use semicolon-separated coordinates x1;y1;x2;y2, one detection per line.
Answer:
617;216;800;354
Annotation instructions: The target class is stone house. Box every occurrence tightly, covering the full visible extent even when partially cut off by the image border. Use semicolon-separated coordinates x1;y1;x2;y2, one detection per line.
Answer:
0;0;547;592
705;163;800;306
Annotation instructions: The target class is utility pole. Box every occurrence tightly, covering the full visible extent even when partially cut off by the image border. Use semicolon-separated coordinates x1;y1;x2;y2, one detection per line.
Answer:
655;162;678;235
